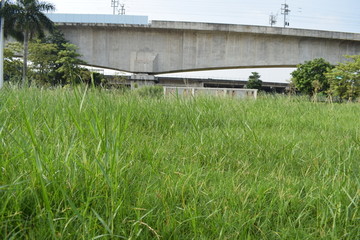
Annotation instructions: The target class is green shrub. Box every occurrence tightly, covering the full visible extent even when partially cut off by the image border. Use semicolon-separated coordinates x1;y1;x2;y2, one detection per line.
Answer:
134;85;164;98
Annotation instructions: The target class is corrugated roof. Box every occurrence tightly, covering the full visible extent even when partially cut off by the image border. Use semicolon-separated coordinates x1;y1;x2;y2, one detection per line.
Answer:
46;13;148;25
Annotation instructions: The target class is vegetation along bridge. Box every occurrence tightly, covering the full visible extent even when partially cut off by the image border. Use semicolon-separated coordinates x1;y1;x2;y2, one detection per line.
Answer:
51;14;360;74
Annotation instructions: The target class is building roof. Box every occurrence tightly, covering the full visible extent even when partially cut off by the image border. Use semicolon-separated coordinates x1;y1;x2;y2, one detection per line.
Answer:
46;13;148;25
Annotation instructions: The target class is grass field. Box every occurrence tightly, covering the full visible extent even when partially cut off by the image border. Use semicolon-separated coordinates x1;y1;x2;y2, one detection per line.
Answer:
0;86;359;239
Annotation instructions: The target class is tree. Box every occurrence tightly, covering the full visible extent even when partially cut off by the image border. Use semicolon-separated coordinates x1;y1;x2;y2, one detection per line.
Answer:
0;0;55;86
246;72;262;90
41;28;71;85
55;43;85;84
42;28;68;49
326;55;360;102
291;58;333;95
3;21;99;87
28;40;58;85
4;42;23;83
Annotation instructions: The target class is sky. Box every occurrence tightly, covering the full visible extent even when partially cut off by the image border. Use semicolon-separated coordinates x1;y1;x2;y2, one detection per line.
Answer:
46;0;360;82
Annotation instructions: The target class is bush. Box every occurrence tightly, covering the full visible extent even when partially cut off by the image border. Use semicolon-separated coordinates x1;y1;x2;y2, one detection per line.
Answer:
134;85;164;98
326;55;360;102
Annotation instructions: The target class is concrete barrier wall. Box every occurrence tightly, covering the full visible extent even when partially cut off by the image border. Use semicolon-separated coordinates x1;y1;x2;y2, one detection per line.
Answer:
164;87;258;99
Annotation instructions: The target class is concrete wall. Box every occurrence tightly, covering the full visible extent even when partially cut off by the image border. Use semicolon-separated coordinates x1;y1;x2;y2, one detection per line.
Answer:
56;21;360;74
164;87;258;99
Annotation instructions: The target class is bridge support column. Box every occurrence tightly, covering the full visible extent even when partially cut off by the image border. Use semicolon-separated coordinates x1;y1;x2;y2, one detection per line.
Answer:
130;74;156;89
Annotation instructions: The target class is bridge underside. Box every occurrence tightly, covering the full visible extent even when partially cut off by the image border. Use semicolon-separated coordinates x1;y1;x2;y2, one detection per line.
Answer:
57;21;360;74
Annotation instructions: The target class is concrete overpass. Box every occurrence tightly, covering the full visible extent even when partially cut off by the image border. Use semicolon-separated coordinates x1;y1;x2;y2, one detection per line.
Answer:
55;20;360;74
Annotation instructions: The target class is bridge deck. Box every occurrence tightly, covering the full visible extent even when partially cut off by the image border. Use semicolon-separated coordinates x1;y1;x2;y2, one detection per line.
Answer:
56;20;360;41
55;18;360;74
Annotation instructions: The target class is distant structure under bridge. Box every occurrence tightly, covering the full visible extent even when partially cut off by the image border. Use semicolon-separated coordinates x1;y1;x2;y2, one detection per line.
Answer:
104;75;290;93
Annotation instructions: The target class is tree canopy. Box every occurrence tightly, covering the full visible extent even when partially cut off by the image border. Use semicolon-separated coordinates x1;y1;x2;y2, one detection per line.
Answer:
291;58;334;96
326;55;360;101
4;34;104;87
4;43;23;83
0;0;55;85
55;43;85;84
246;72;262;90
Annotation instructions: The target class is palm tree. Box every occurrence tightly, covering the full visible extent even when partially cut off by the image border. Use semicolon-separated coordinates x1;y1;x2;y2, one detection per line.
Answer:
0;0;55;86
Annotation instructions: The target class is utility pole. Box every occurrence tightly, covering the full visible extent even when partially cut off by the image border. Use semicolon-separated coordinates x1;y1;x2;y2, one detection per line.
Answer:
269;13;277;27
281;2;290;27
0;0;5;90
111;0;119;15
119;4;125;15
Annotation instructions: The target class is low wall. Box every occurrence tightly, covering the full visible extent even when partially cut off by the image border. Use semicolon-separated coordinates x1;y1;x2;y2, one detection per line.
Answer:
164;87;258;99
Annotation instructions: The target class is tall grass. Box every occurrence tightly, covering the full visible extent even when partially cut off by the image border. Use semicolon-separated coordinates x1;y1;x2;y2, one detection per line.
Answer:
0;86;359;239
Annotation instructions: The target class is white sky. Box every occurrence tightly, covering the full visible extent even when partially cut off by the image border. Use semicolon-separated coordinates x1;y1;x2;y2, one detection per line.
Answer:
46;0;360;82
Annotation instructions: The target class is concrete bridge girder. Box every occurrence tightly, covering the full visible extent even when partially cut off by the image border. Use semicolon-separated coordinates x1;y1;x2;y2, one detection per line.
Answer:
56;21;360;74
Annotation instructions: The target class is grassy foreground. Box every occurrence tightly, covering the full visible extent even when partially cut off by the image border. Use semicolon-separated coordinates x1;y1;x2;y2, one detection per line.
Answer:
0;87;359;239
